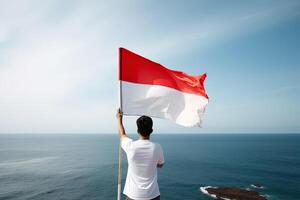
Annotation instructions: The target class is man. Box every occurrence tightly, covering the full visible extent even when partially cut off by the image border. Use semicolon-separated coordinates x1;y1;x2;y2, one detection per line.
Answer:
116;109;165;200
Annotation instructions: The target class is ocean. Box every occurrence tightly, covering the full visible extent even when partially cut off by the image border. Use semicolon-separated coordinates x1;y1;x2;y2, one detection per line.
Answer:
0;134;299;200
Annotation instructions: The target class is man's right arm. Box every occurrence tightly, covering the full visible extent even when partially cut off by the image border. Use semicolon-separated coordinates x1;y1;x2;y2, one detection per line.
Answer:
116;109;127;140
116;109;134;153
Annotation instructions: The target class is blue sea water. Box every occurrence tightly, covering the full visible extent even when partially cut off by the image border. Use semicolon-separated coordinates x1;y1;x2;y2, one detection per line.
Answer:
0;134;299;200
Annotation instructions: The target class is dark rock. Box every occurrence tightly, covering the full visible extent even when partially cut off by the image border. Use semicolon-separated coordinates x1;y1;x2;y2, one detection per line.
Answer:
201;186;267;200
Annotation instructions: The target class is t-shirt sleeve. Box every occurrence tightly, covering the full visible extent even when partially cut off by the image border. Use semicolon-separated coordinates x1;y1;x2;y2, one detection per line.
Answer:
157;144;165;165
121;136;133;153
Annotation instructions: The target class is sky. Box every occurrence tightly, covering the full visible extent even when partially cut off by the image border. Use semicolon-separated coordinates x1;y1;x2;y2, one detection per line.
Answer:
0;0;299;134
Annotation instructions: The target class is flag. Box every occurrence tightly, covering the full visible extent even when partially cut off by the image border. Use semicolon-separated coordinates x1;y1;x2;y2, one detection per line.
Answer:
119;48;209;127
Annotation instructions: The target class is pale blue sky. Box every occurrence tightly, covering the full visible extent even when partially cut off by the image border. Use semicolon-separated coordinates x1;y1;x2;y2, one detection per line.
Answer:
0;0;299;134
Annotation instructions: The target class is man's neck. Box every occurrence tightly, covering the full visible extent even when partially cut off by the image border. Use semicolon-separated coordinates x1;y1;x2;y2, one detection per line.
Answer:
139;136;150;140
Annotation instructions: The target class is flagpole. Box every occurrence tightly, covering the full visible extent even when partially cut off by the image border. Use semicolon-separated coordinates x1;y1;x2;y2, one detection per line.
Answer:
117;143;122;200
117;48;123;200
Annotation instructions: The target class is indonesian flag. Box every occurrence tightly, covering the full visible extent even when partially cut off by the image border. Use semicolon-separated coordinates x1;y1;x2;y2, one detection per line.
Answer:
119;48;209;127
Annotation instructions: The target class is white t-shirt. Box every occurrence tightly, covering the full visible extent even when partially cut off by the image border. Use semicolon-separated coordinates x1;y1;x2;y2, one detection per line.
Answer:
121;136;164;200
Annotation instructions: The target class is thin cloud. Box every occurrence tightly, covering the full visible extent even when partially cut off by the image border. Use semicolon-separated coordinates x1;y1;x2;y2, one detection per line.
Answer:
0;0;299;133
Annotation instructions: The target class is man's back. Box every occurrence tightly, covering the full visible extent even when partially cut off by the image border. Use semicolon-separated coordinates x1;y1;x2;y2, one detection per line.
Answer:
122;137;164;200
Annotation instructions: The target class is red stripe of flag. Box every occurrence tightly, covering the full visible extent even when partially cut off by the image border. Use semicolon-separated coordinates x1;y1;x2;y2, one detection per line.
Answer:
119;48;208;98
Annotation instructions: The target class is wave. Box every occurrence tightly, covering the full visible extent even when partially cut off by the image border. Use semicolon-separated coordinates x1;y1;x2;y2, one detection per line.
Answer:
250;184;264;189
61;170;72;174
200;186;218;199
0;157;56;167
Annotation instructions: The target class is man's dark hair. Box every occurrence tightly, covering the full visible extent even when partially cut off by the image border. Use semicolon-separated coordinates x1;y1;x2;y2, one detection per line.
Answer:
136;116;153;137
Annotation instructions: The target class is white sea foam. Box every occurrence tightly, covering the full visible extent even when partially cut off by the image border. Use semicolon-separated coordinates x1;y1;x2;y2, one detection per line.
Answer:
261;194;270;198
200;186;218;199
250;184;264;189
61;170;72;174
0;157;56;167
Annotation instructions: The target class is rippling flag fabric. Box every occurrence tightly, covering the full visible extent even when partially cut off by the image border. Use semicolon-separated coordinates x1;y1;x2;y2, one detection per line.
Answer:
119;48;209;127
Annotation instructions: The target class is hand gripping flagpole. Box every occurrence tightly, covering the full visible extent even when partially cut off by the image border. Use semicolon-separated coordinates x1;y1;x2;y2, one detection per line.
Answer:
117;48;123;200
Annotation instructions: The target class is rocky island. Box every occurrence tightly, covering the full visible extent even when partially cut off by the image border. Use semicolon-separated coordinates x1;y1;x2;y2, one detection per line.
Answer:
200;186;267;200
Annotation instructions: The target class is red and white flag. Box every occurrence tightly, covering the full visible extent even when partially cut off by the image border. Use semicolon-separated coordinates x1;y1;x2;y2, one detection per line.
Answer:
119;48;209;127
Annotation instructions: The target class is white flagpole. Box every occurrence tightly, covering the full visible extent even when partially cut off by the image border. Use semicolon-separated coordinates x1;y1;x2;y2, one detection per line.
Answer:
117;48;123;200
